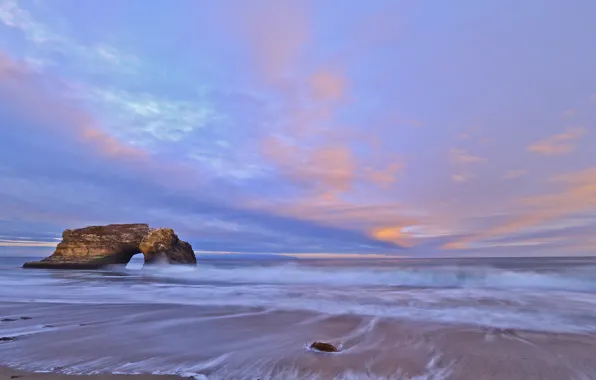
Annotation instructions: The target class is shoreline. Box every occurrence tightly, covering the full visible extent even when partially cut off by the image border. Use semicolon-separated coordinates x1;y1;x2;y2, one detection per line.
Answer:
3;302;596;379
0;367;187;380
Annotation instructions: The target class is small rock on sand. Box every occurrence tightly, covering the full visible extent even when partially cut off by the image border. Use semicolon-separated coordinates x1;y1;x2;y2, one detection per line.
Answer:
309;341;339;352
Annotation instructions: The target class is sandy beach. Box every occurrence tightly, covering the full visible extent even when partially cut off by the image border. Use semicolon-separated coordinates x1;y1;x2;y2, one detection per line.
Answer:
0;367;184;380
3;301;596;379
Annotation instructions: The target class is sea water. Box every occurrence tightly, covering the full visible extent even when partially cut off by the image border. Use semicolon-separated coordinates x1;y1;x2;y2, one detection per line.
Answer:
2;251;596;379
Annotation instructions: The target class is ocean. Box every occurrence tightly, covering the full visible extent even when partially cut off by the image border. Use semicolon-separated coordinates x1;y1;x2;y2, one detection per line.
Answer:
2;252;596;379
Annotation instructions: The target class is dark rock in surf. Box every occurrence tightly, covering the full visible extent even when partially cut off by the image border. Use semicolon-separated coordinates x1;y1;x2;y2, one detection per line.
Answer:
0;337;16;342
139;228;196;265
310;341;339;352
23;224;196;269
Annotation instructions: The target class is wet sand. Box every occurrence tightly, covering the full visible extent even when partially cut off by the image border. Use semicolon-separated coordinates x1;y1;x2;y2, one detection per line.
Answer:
3;302;596;379
0;367;183;380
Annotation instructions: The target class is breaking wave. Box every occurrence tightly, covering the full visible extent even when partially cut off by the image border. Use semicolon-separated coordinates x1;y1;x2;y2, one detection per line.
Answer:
2;259;596;333
143;262;596;291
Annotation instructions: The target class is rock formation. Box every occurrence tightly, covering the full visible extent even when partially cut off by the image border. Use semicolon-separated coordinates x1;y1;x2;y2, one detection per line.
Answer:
139;228;196;264
23;224;196;269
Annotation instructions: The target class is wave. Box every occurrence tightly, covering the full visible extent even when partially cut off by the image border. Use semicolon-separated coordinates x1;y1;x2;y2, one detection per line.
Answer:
140;262;596;292
3;261;596;333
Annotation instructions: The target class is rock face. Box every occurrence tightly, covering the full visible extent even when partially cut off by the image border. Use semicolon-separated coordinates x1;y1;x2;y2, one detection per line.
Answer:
23;224;196;269
139;228;196;264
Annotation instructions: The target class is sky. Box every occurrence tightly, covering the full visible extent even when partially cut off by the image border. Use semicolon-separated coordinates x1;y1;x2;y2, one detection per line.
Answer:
0;0;595;257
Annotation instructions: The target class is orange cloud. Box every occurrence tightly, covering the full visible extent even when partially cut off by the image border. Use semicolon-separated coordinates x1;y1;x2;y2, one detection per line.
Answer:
370;226;412;246
443;166;596;249
247;195;419;248
527;126;587;155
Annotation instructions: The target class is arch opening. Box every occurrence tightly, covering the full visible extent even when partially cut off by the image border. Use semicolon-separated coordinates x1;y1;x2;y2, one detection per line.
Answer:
99;246;147;266
126;252;145;270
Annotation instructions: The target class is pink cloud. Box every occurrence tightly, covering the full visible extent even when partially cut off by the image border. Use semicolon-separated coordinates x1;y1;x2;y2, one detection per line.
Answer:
80;128;146;160
262;136;357;199
365;162;404;187
234;1;311;85
527;126;587;155
309;69;347;101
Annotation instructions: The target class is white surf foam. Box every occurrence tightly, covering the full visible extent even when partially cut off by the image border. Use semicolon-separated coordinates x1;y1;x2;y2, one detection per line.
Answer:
142;263;596;291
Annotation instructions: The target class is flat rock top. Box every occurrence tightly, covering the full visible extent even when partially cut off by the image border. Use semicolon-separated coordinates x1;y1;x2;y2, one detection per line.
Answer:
63;224;151;239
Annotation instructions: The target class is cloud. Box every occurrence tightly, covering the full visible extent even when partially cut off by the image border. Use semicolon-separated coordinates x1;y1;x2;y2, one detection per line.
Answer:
278;252;404;259
81;128;147;159
448;148;485;183
0;0;139;74
443;167;596;249
450;148;486;164
370;226;412;246
0;52;145;161
234;1;311;84
309;69;347;101
82;86;222;144
0;0;55;45
0;239;57;247
0;0;231;157
504;169;527;180
0;51;403;253
527;126;587;155
365;163;404;187
262;137;357;199
451;174;471;183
